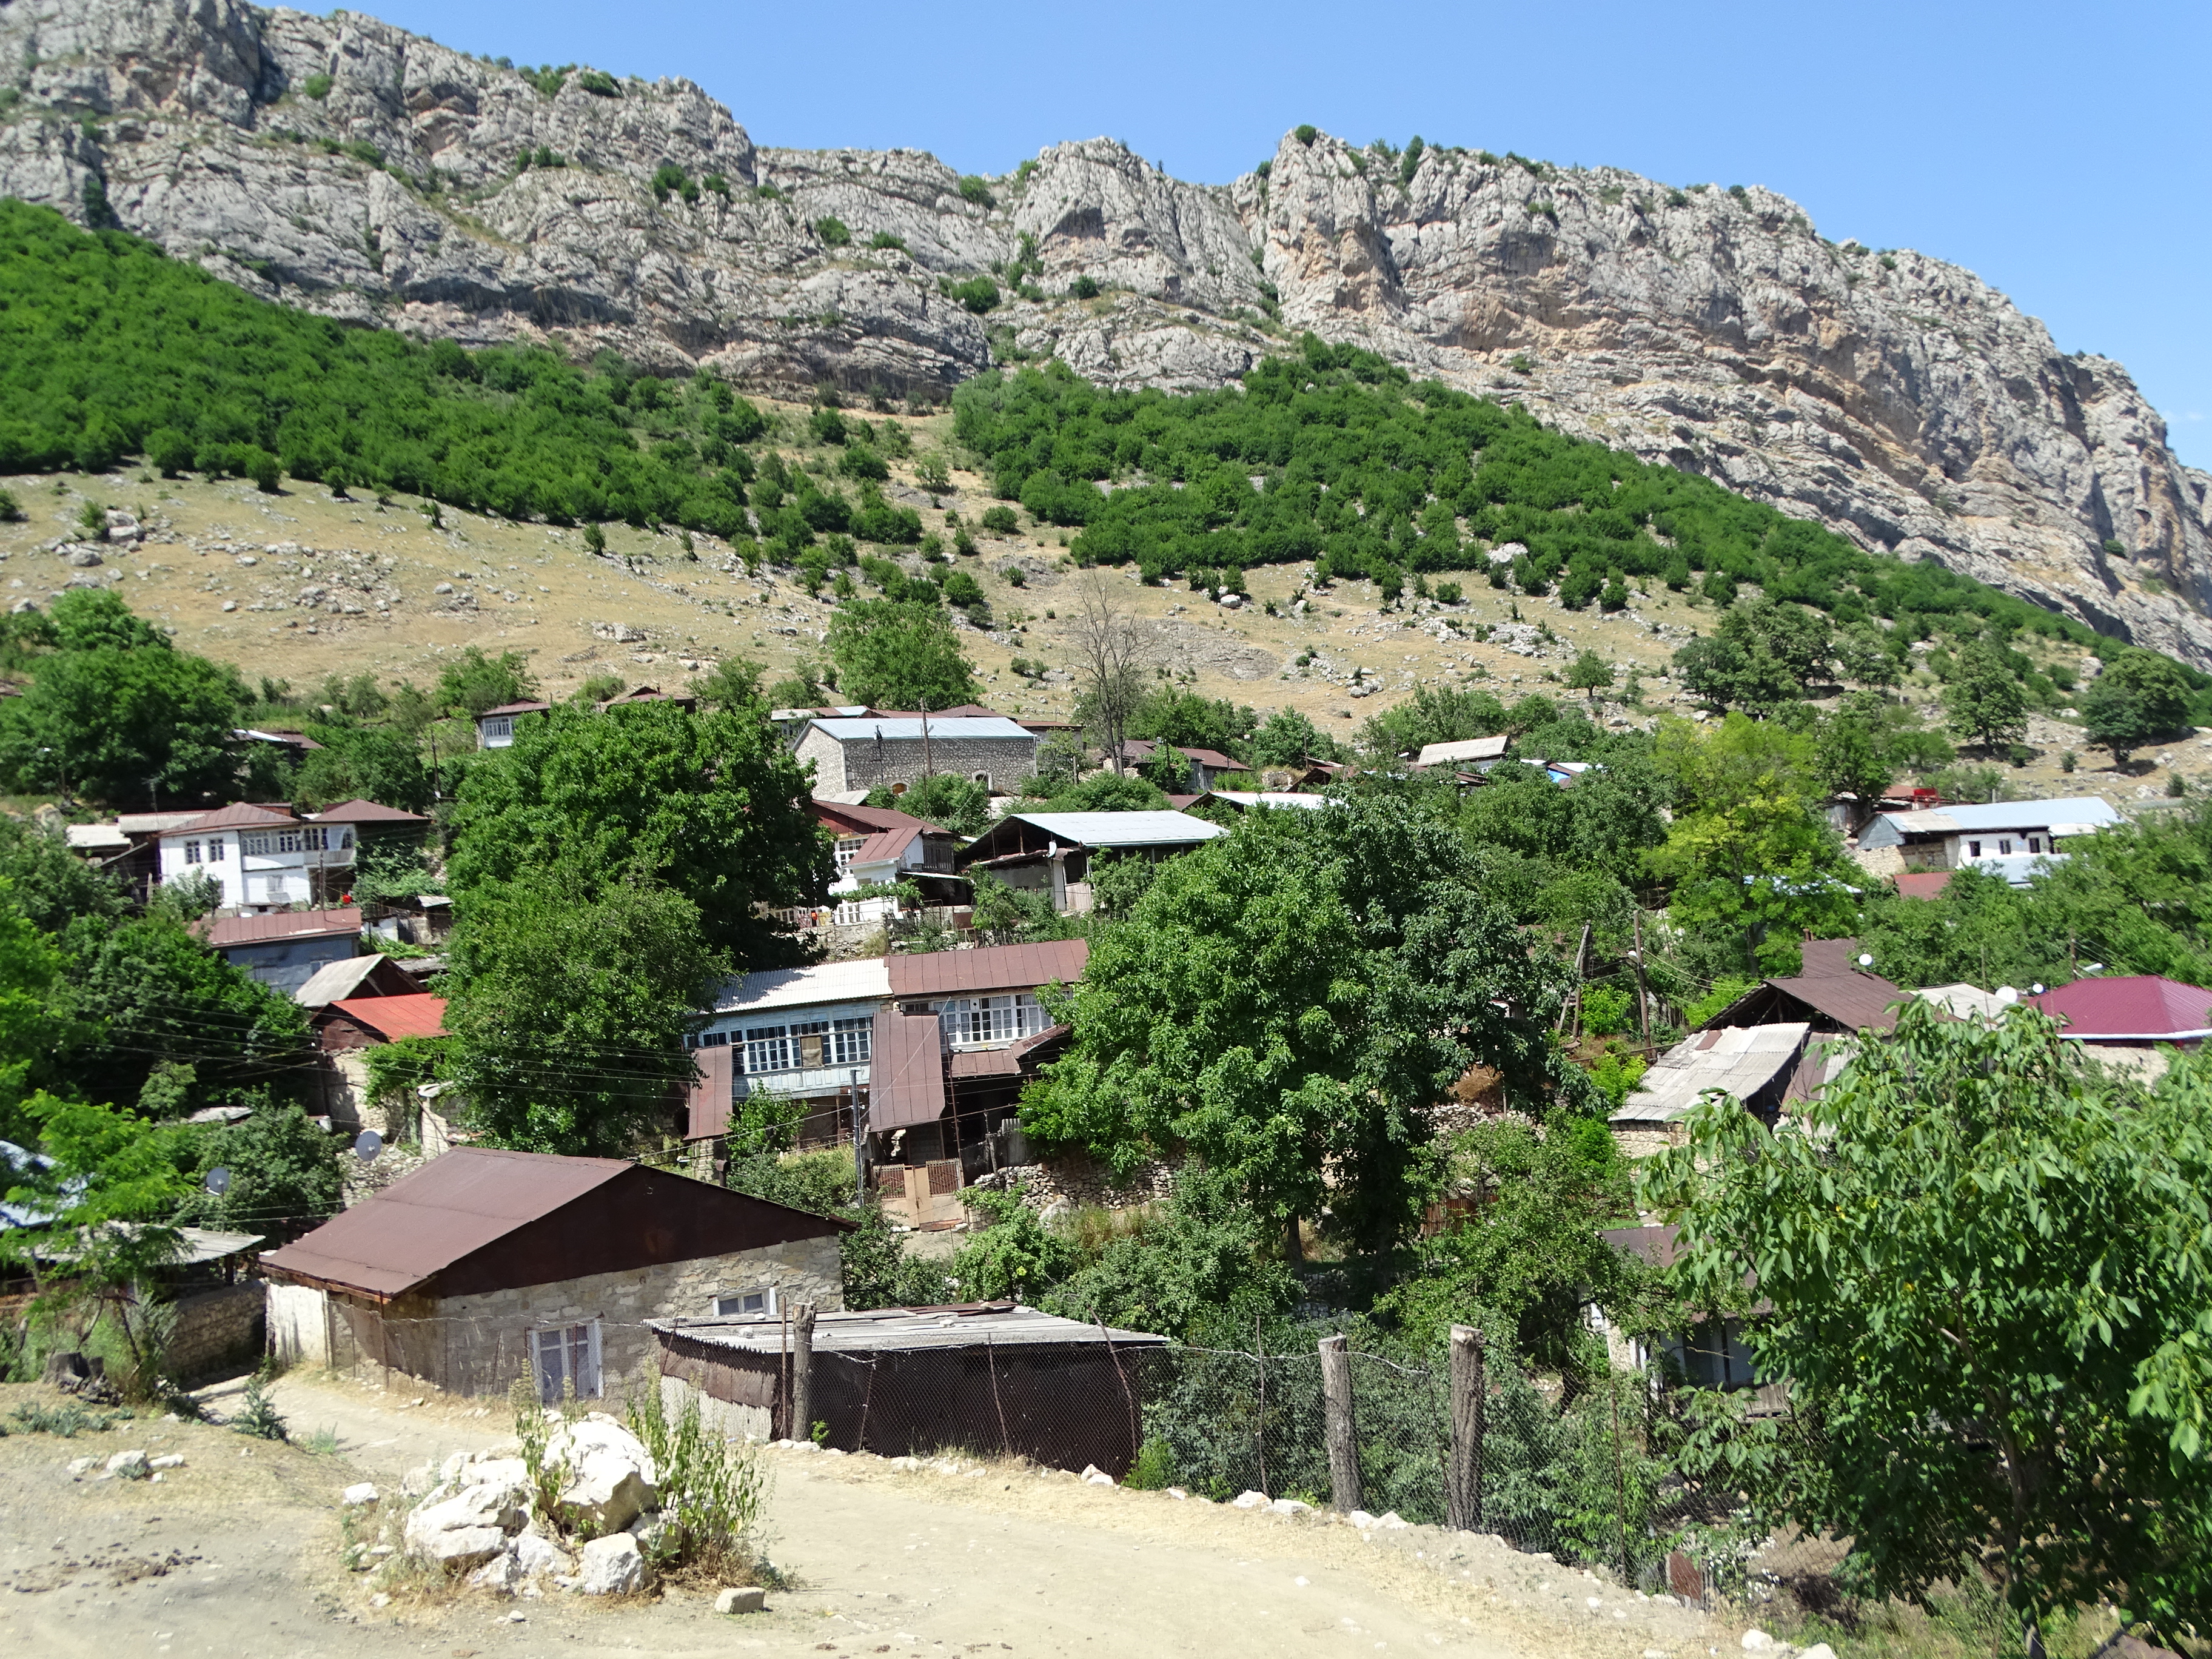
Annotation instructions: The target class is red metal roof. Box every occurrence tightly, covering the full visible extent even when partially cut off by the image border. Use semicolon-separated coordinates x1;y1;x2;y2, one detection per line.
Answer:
477;700;552;718
1893;871;1954;901
259;1147;630;1299
814;800;949;837
888;939;1088;1000
324;994;447;1041
850;826;920;868
870;1007;950;1130
686;1045;735;1141
198;907;363;948
172;801;298;834
310;799;430;825
2029;975;2212;1039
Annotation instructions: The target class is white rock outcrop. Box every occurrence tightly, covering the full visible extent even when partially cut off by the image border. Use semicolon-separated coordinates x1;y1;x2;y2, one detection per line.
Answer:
577;1532;644;1596
542;1413;659;1533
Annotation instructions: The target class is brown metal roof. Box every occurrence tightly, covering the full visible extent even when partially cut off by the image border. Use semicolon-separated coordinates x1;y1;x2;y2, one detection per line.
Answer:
813;800;950;837
870;1006;949;1130
259;1146;628;1299
686;1045;735;1141
198;907;363;948
309;798;430;825
651;1302;1168;1354
1767;971;1905;1033
948;1023;1071;1081
888;939;1088;1000
322;994;448;1041
173;801;298;834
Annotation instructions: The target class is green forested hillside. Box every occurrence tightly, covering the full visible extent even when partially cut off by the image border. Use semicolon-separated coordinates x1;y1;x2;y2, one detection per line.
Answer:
956;346;2117;655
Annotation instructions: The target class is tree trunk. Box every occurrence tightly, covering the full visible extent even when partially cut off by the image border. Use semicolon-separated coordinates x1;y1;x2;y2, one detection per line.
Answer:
1447;1324;1486;1531
1319;1335;1361;1514
791;1302;816;1443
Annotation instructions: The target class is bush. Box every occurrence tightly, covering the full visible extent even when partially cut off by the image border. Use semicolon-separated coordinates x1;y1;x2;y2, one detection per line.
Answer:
625;1371;770;1579
1070;274;1100;300
957;175;994;208
868;231;906;251
301;72;332;100
814;216;851;247
577;70;619;97
232;1374;288;1441
979;504;1019;535
0;488;19;521
948;276;1000;315
1295;124;1319;146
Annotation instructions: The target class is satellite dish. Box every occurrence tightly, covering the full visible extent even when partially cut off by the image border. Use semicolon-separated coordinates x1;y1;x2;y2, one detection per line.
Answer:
204;1166;231;1196
2031;983;2046;996
353;1130;383;1163
1857;953;1873;968
416;1081;445;1099
1995;986;2019;1004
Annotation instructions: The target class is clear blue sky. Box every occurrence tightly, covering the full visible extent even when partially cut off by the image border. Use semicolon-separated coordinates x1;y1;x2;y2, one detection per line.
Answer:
370;0;2212;469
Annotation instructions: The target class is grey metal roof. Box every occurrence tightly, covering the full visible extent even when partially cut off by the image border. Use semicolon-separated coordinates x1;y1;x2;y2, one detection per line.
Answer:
709;957;890;1016
1614;1023;1810;1124
809;717;1035;742
650;1302;1168;1354
1860;795;2120;848
1416;735;1509;766
999;811;1226;848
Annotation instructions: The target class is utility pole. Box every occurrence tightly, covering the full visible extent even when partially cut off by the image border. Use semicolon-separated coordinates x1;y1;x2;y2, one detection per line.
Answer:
919;696;933;780
428;733;441;802
1632;911;1652;1058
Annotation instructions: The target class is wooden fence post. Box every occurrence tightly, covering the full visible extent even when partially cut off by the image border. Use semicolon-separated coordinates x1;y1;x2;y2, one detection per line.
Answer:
791;1302;816;1445
1319;1334;1361;1515
1447;1324;1486;1532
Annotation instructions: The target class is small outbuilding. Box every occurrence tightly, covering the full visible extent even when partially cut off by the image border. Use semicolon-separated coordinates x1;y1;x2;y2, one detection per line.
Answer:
260;1147;849;1401
651;1302;1170;1473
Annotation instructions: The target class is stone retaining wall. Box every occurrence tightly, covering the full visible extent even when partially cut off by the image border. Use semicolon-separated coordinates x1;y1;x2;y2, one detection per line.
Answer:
166;1281;265;1382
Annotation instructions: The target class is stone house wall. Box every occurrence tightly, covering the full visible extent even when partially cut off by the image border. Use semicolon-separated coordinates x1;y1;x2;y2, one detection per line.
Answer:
796;729;1036;795
289;1234;845;1399
165;1281;266;1382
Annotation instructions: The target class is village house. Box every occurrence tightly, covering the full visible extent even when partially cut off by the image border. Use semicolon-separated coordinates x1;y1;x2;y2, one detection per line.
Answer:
1413;734;1510;771
686;957;888;1150
813;799;967;925
1112;739;1242;793
1853;795;2122;884
260;1147;848;1401
195;906;365;995
1696;938;1908;1037
1607;1022;1817;1158
307;987;449;1135
2029;974;2212;1082
474;699;551;749
954;810;1225;914
150;799;427;911
792;713;1038;796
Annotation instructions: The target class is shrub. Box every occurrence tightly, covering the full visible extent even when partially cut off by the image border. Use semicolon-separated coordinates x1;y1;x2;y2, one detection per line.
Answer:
0;488;19;521
1295;124;1319;146
814;215;851;247
948;276;1000;315
979;504;1019;535
1070;274;1099;300
914;454;952;495
625;1372;769;1580
1125;1436;1178;1490
1002;564;1025;588
837;444;888;480
232;1373;289;1441
649;163;688;202
754;183;783;201
1433;580;1461;605
703;173;729;196
577;70;619;97
2102;538;2127;557
957;175;994;208
868;231;907;251
301;72;332;101
2060;750;2076;773
582;523;607;554
809;406;848;445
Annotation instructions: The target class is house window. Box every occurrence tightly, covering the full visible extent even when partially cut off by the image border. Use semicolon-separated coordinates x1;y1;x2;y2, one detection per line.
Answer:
970;771;991;789
940;993;1048;1047
183;840;201;865
529;1320;601;1404
743;1025;791;1074
1998;839;2013;856
243;830;305;856
1967;840;1982;859
207;837;226;862
2027;836;2041;854
712;1287;777;1318
483;715;513;742
686;1030;731;1050
834;836;866;871
831;1016;872;1065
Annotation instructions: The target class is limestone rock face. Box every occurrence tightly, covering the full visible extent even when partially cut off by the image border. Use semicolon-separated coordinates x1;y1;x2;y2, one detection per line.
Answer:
7;0;2211;660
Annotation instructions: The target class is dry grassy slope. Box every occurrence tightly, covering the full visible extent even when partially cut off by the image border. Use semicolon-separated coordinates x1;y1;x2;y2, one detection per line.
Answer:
4;398;2204;807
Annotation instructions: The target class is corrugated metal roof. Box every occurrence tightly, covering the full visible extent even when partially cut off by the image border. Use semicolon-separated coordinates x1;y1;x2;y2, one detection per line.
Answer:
948;1023;1071;1080
810;717;1034;742
1766;970;1905;1033
293;953;411;1007
1614;1024;1810;1124
2030;974;2212;1039
1893;871;1954;900
1863;795;2121;845
324;994;447;1041
870;1007;948;1130
650;1302;1168;1354
309;799;431;825
115;811;206;834
1416;735;1509;766
477;700;552;718
848;826;920;868
199;907;363;948
995;811;1225;849
65;823;130;851
1210;792;1330;811
172;802;299;834
260;1147;630;1299
711;957;891;1016
814;800;948;836
888;938;1088;1000
1919;984;2011;1019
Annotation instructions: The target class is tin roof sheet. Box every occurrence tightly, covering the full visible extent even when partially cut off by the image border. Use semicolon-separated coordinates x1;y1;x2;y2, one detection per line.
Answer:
198;907;363;948
711;957;891;1016
870;1006;948;1130
2029;974;2212;1040
259;1147;629;1298
810;717;1034;742
170;801;299;834
651;1302;1168;1354
1614;1024;1810;1124
1416;735;1510;766
887;938;1088;1000
993;811;1225;849
323;994;447;1041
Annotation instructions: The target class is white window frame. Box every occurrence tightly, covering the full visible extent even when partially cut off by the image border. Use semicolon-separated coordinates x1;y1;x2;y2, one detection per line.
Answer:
528;1319;602;1403
833;835;866;871
939;992;1048;1048
207;836;227;863
183;840;201;865
712;1286;777;1318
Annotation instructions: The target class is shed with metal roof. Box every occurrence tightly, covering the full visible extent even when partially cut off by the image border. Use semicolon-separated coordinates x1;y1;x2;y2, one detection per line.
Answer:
652;1302;1168;1473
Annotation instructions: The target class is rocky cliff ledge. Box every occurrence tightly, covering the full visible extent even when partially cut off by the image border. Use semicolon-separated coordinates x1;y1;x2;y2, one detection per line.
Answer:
4;0;2208;662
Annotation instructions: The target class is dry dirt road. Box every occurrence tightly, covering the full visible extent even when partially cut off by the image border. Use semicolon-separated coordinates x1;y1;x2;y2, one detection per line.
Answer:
0;1375;1724;1659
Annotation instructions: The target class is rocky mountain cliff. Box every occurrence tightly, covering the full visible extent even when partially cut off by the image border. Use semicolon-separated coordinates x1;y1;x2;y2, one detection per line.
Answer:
6;0;2211;663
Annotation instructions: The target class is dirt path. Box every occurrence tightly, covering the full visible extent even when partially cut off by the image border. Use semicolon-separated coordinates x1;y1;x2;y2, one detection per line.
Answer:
0;1376;1722;1659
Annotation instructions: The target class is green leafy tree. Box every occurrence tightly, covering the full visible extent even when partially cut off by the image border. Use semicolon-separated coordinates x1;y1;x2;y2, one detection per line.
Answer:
444;874;724;1155
865;771;991;836
826;598;981;711
2082;647;2193;766
447;699;828;967
173;1102;345;1241
1129;687;1250;759
1021;797;1574;1253
1039;772;1170;813
1041;1167;1296;1343
1671;599;1832;715
1647;714;1858;975
1357;685;1510;761
1247;707;1338;769
1137;742;1196;794
1564;649;1615;707
435;646;538;719
293;722;432;812
1941;639;2029;752
1645;1005;2212;1646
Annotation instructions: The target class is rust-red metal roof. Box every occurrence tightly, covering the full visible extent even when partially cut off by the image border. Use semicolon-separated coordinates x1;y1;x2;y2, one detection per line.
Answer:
948;1023;1071;1081
259;1146;629;1299
870;1007;949;1130
2030;974;2212;1039
198;907;363;948
173;800;298;834
323;994;447;1041
309;798;431;825
813;800;949;837
1893;871;1954;901
888;939;1088;1000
